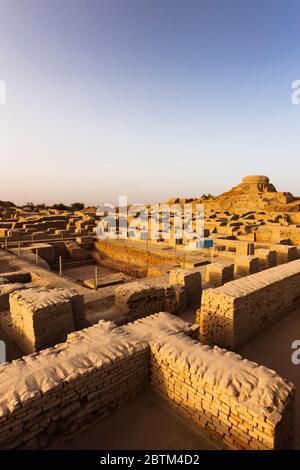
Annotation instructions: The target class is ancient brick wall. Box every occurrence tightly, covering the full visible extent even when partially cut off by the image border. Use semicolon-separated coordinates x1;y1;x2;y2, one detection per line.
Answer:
197;259;300;349
123;313;295;450
9;287;85;353
169;269;202;307
114;281;188;321
94;240;179;276
0;321;149;449
150;338;294;450
0;312;295;450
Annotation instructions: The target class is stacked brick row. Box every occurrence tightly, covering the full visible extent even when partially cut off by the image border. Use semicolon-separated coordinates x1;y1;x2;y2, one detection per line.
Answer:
0;321;149;449
123;312;295;450
149;335;295;450
9;287;84;353
169;269;202;308
254;248;277;270
205;263;234;287
197;259;300;349
115;282;166;321
234;255;259;277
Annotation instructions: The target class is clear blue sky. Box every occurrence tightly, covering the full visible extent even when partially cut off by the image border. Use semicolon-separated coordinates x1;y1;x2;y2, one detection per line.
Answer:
0;0;299;205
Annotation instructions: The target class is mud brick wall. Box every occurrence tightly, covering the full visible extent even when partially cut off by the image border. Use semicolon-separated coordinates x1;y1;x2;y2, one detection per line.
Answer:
0;272;29;312
150;337;294;450
270;244;298;265
0;321;149;449
197;259;300;349
205;263;234;287
169;269;202;307
9;287;77;353
254;249;277;270
123;312;295;450
115;282;189;321
234;255;259;276
164;285;187;314
94;240;178;274
115;282;167;321
64;241;91;261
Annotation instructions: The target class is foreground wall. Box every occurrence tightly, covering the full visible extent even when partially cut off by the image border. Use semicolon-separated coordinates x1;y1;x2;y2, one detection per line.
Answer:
0;313;295;450
197;259;300;350
123;314;295;450
0;322;149;449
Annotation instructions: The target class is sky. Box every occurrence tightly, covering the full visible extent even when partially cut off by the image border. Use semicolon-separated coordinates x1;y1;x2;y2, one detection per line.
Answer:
0;0;299;206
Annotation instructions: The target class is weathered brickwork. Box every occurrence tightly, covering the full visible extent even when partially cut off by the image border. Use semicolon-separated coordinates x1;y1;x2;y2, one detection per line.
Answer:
169;269;202;307
123;313;295;450
0;312;295;450
197;259;300;349
115;281;190;321
205;263;234;287
9;287;83;353
234;255;259;277
0;322;149;449
254;248;277;270
150;338;294;450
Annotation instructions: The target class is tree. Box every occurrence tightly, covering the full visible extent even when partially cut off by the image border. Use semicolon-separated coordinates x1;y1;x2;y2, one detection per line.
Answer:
71;202;85;211
52;203;69;211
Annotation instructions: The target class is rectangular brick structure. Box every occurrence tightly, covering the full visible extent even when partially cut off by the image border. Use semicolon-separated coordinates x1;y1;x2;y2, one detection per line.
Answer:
197;259;300;349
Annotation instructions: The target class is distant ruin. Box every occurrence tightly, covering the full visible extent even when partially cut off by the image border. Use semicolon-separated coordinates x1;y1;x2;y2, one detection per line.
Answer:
0;175;300;450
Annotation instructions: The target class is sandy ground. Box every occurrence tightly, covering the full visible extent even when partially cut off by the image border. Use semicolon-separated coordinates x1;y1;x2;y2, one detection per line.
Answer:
61;388;215;450
241;307;300;449
63;264;118;282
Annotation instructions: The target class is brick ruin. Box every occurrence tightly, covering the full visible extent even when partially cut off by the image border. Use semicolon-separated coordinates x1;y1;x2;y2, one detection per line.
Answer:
197;259;300;349
1;175;300;450
0;313;295;450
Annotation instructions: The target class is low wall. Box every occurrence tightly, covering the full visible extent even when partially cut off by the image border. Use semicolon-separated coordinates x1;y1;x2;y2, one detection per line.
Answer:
169;269;201;307
94;240;179;276
0;322;149;449
197;259;300;349
123;313;295;450
8;287;86;353
114;281;188;322
0;312;295;450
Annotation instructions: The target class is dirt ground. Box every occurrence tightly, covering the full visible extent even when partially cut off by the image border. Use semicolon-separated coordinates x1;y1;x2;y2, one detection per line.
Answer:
61;388;215;450
63;264;118;282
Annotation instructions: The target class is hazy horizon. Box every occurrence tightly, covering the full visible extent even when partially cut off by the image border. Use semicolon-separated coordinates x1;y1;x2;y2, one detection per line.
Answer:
0;0;299;205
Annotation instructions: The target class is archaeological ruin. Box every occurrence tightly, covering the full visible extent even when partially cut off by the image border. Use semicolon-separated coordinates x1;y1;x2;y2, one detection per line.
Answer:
0;175;300;451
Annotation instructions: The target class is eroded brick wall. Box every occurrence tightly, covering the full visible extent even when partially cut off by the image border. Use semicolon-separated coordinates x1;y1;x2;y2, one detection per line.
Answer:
0;321;149;449
197;259;300;349
0;312;295;450
150;337;294;450
123;313;295;450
